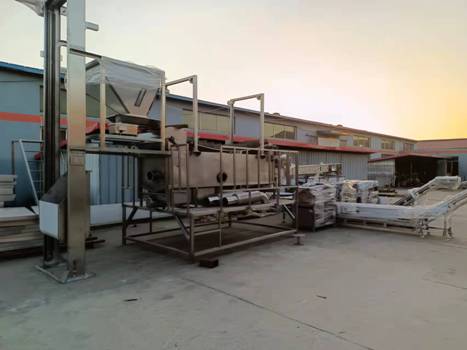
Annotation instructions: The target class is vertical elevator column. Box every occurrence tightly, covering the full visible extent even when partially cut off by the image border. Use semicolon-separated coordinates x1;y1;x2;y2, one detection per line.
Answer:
42;0;63;266
65;0;90;279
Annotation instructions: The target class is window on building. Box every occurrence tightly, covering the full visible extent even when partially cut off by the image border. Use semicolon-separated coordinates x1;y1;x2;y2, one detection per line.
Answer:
381;138;395;150
308;135;318;144
339;138;348;147
403;143;414;152
264;122;295;139
353;135;370;148
182;110;230;134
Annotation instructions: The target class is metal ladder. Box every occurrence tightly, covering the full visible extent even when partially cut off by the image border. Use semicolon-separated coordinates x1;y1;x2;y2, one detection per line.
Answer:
12;140;44;205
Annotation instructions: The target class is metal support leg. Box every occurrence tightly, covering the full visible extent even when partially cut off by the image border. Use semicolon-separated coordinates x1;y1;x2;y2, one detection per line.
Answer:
149;209;153;234
189;216;195;261
447;215;454;239
443;215;448;238
122;205;127;245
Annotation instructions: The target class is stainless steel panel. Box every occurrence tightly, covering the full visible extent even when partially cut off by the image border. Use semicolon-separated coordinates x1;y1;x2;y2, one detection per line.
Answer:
171;151;271;188
66;0;88;276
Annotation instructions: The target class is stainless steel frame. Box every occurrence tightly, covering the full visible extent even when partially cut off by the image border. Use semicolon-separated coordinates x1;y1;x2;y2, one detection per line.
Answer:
122;145;300;261
163;75;199;153
28;0;94;282
227;93;265;153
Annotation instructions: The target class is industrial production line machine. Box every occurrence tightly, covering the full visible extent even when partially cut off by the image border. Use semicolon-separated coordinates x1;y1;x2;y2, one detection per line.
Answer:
84;59;300;260
121;139;299;260
17;0;300;281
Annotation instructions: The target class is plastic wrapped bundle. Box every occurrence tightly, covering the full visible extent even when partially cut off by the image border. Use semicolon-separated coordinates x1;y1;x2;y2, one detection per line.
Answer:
337;180;379;203
298;183;337;228
338;182;358;202
430;176;462;190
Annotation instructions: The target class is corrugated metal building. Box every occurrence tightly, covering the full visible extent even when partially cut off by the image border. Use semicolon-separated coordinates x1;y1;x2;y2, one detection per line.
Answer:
0;60;426;205
415;139;467;181
368;154;448;187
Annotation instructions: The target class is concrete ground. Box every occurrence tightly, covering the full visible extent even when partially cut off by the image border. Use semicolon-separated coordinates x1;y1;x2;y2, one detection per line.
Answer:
1;190;467;350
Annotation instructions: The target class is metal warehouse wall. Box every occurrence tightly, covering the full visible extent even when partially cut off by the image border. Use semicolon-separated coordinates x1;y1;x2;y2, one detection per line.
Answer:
0;70;42;205
368;160;396;187
299;151;369;180
159;98;262;138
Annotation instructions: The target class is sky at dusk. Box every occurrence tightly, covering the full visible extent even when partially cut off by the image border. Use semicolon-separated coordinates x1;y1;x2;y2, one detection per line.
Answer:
1;0;467;140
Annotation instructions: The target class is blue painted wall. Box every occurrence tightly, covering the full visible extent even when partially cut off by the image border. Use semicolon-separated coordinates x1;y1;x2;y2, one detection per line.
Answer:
0;70;42;206
0;70;42;115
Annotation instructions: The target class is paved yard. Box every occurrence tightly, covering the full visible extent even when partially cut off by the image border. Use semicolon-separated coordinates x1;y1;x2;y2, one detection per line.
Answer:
1;190;467;350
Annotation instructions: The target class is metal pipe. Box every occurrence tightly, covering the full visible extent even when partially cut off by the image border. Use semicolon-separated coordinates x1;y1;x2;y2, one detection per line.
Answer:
219;146;224;246
189;216;194;259
165;75;198;153
192;75;199;153
207;195;220;206
221;191;269;206
233;147;237;188
160;76;166;150
165;75;196;87
245;149;249;188
227;93;264;153
259;93;264;154
99;63;106;149
228;101;234;145
18;140;39;205
228;93;264;103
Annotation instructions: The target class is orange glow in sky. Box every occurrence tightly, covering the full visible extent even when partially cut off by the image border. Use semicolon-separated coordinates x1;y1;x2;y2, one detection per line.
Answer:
1;0;466;140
